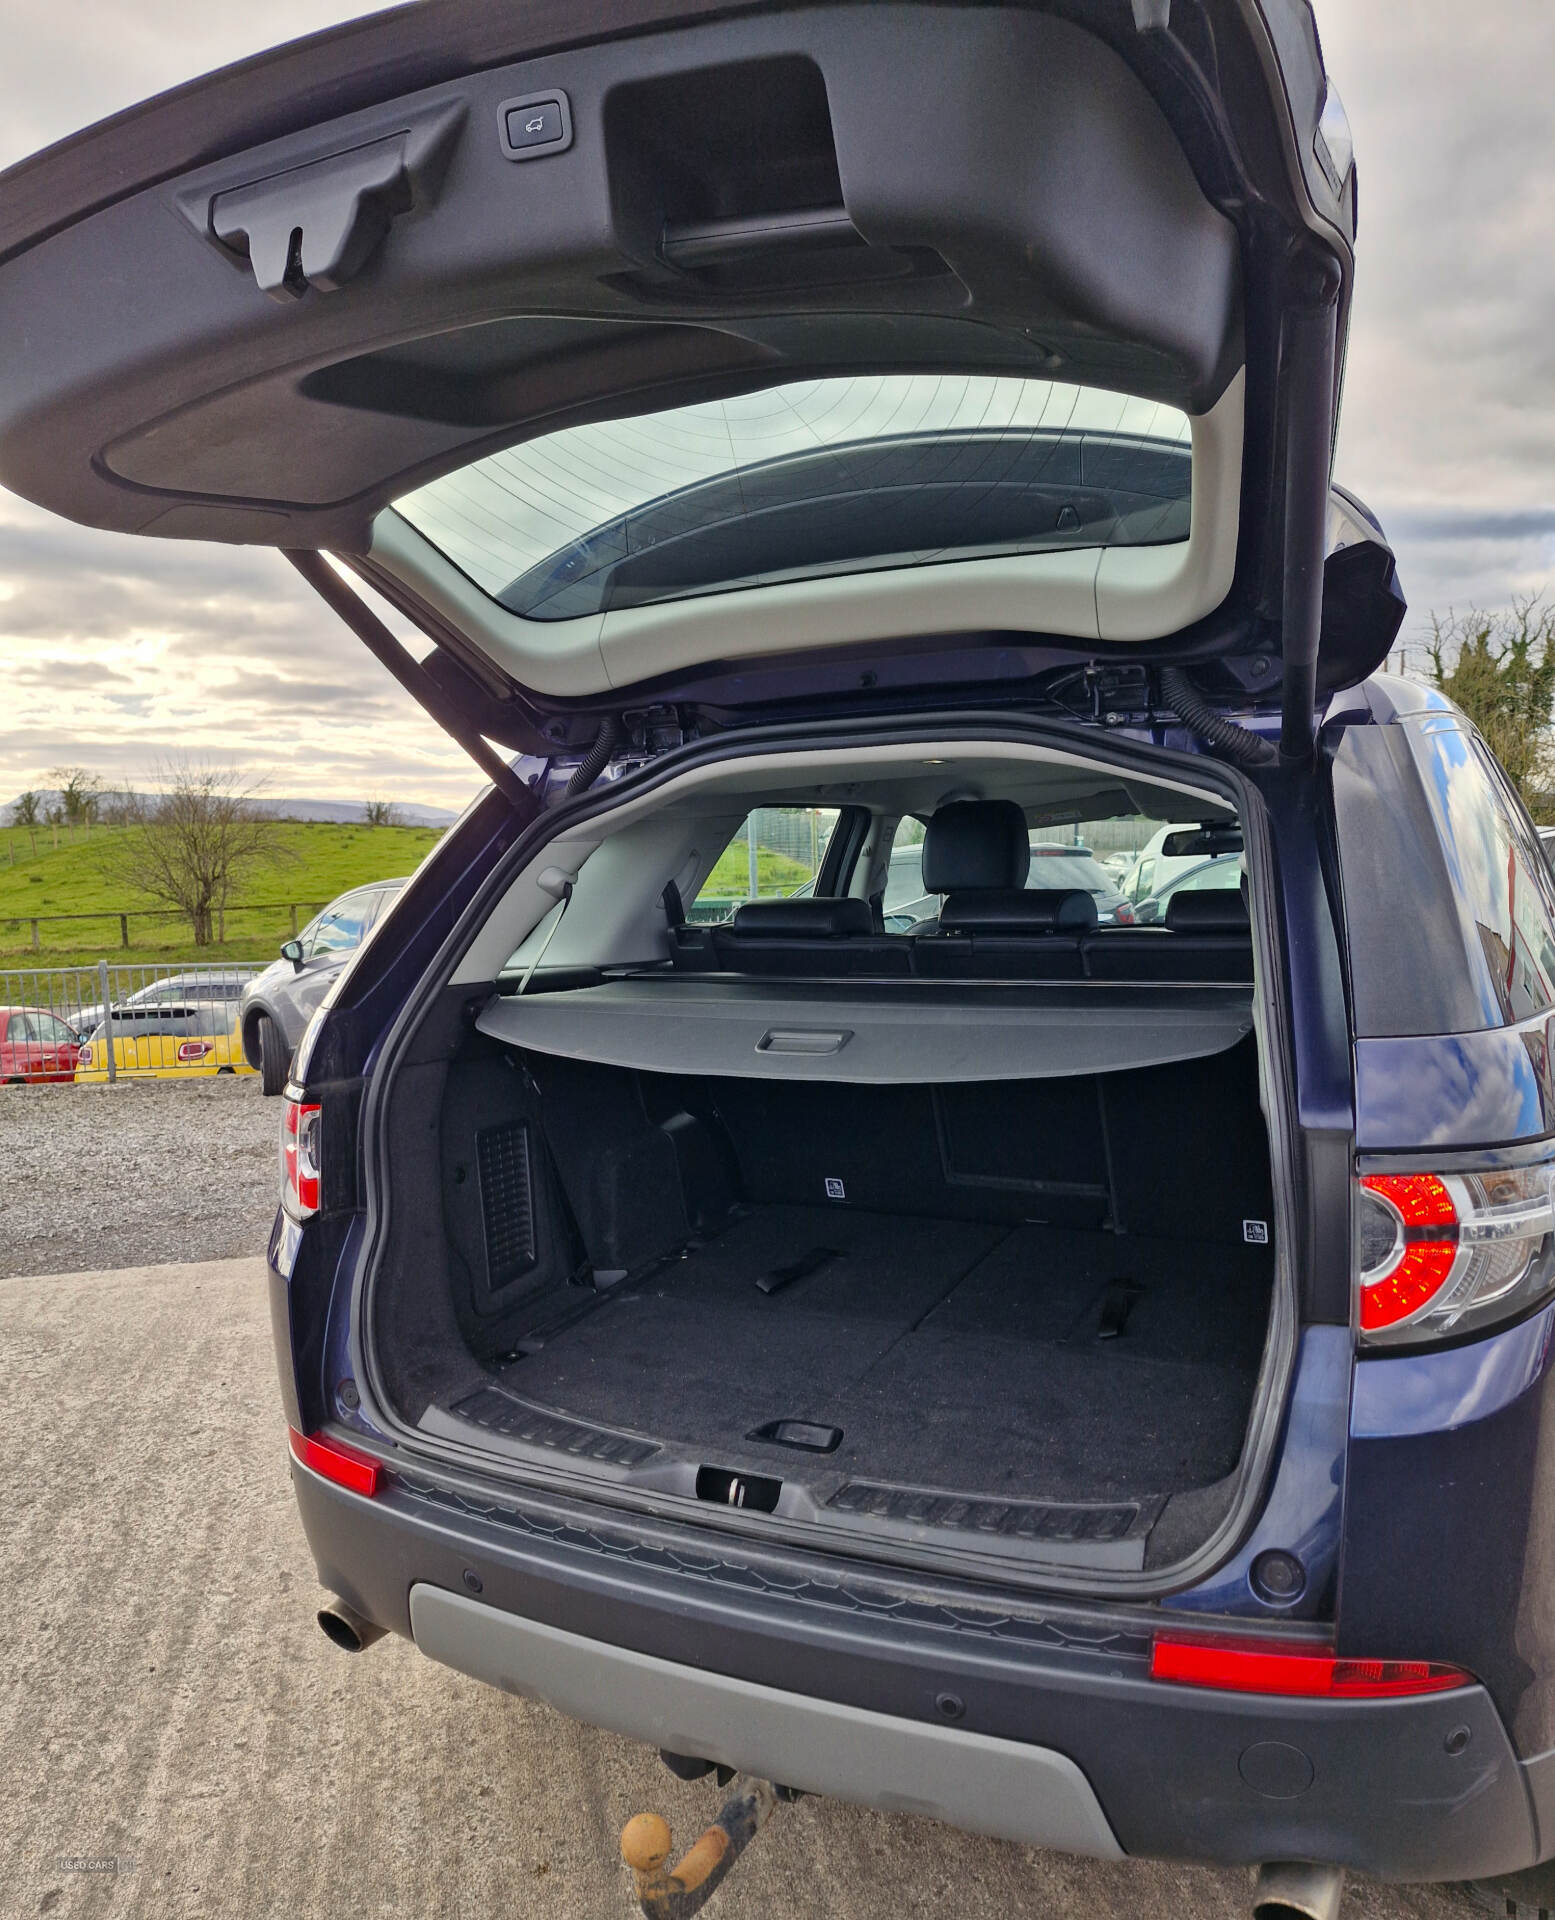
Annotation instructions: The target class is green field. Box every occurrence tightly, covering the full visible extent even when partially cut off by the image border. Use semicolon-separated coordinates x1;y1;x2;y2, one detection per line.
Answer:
700;843;815;901
0;821;441;967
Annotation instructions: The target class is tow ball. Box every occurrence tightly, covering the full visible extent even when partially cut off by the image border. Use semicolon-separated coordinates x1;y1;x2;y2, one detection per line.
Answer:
620;1774;782;1918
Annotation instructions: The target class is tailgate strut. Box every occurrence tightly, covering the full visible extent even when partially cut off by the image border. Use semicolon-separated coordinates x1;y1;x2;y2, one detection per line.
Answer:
284;549;538;816
1277;251;1343;767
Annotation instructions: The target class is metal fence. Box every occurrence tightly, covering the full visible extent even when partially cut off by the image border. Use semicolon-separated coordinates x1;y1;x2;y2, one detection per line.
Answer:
0;961;264;1084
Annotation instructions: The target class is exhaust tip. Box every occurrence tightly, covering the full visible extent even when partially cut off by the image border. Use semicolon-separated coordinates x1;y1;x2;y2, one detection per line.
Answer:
1252;1862;1344;1920
317;1600;386;1653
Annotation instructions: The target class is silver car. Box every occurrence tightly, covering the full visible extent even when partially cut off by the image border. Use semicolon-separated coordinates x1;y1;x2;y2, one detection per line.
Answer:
239;882;404;1094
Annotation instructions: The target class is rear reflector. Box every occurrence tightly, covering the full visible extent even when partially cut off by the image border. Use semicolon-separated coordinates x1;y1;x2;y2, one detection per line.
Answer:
1150;1636;1471;1697
287;1427;381;1497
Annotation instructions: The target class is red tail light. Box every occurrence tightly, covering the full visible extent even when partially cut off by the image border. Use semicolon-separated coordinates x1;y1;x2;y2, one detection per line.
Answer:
176;1039;215;1063
79;1044;93;1066
288;1427;380;1497
1357;1173;1459;1331
281;1097;322;1219
1356;1158;1555;1346
1150;1635;1471;1697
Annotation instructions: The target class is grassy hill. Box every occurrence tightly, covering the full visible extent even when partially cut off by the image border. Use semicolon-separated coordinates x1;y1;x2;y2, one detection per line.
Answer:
0;820;442;968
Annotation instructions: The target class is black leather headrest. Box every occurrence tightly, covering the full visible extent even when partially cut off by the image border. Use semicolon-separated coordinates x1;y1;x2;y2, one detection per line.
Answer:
1164;888;1249;933
938;888;1099;935
728;897;875;938
921;800;1030;893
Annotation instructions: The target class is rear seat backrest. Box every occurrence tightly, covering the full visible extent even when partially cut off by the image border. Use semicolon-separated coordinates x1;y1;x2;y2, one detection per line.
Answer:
914;888;1095;978
1082;886;1253;981
711;896;912;976
1162;890;1249;934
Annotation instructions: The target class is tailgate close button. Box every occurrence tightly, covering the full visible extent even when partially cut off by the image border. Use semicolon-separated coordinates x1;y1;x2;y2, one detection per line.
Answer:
498;92;573;161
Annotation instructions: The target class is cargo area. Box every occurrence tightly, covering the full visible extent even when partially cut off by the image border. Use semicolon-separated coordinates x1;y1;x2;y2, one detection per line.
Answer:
371;982;1276;1573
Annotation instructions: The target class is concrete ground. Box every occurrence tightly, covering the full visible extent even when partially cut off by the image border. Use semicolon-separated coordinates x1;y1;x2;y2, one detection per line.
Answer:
0;1257;1479;1920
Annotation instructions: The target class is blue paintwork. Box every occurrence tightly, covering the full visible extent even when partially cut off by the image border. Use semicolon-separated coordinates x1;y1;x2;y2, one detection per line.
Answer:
1356;1017;1555;1149
1351;1301;1555;1440
1342;1304;1555;1751
268;780;535;1441
1164;1326;1352;1619
264;680;1555;1820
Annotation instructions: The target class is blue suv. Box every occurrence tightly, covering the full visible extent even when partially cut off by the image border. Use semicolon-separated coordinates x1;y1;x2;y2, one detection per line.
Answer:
4;3;1552;1913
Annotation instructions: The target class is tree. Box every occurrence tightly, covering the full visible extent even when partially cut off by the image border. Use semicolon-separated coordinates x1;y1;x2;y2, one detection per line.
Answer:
11;790;40;853
362;799;401;828
100;760;288;946
1429;597;1555;819
51;766;104;835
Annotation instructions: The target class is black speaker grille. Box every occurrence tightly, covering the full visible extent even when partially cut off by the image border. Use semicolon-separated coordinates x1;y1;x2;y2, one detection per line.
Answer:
477;1122;537;1289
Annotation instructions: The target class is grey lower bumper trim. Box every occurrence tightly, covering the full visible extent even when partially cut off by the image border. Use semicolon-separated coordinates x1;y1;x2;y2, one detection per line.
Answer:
409;1583;1123;1858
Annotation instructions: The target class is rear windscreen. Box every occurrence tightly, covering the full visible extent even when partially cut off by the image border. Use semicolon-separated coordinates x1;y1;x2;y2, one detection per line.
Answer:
394;374;1191;621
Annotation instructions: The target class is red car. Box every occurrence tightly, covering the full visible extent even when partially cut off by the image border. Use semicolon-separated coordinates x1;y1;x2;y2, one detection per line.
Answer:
0;1007;82;1083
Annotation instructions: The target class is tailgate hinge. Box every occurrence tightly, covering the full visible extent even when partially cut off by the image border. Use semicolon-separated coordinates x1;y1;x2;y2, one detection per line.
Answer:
625;706;687;755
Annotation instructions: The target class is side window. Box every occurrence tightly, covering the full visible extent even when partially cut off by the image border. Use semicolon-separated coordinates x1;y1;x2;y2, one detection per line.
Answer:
882;816;932;930
9;1013;37;1043
37;1014;75;1044
1471;735;1555;1018
690;808;838;923
309;895;372;956
1174;859;1244;894
1408;722;1555;1027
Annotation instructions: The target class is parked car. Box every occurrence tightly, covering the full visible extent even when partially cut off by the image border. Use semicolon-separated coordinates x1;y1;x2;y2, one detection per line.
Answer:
1121;820;1245;905
1135;850;1245;923
15;7;1555;1913
73;969;254;1041
74;1003;252;1081
239;883;405;1094
1028;844;1136;925
883;840;1135;928
0;1006;81;1083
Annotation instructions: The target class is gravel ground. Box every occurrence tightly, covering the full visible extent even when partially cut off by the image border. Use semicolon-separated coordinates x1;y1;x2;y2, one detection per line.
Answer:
0;1255;1476;1920
0;1078;276;1277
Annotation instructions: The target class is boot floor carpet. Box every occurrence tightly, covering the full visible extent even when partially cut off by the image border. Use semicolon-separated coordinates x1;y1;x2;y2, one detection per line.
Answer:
474;1205;1273;1504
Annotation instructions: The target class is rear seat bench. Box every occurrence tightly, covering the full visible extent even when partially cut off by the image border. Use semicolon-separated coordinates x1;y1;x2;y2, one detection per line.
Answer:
1084;890;1252;982
713;897;912;976
662;800;1251;983
665;887;1250;982
912;888;1095;978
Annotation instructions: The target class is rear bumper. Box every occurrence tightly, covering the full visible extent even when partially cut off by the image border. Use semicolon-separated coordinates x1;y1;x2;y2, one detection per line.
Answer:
292;1462;1542;1881
413;1584;1122;1857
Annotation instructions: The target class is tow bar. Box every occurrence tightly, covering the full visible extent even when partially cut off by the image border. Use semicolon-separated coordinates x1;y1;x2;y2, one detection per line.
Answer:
620;1775;782;1918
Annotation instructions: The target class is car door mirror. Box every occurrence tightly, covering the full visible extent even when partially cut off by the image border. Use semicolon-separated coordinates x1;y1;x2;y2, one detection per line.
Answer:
280;938;305;970
1136;898;1160;925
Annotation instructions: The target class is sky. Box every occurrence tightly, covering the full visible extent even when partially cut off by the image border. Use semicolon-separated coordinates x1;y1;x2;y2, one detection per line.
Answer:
0;0;1552;803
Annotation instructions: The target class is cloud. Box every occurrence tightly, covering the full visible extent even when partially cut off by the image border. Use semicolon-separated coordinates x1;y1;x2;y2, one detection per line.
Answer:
0;486;479;805
0;0;1551;774
1386;510;1555;544
1318;0;1555;635
0;3;380;173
